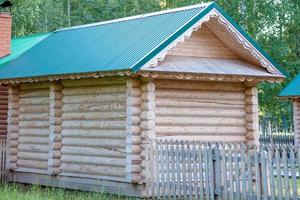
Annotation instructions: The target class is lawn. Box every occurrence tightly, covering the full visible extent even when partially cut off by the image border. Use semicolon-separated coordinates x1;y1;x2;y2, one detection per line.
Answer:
0;183;140;200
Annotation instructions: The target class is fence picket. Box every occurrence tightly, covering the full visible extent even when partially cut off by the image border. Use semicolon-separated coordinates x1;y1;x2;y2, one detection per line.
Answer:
290;146;297;200
204;146;210;199
260;147;268;200
282;147;290;199
221;145;228;200
268;146;276;199
254;147;261;200
247;147;253;198
240;145;246;200
198;145;204;200
175;142;181;198
228;146;234;200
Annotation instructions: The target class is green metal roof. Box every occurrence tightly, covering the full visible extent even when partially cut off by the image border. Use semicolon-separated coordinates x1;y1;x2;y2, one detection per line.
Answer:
0;33;51;66
0;2;285;80
280;73;300;97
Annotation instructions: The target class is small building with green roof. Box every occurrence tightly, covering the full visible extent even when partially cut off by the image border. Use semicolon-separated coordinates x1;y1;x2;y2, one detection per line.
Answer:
280;73;300;146
0;2;285;197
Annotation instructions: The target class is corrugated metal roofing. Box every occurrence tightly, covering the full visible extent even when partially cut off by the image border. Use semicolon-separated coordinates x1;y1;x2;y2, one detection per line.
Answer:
0;2;285;80
142;55;281;77
0;33;51;66
280;73;300;97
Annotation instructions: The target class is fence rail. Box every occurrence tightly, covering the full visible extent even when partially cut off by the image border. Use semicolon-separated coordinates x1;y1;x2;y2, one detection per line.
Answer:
146;139;300;199
0;136;7;182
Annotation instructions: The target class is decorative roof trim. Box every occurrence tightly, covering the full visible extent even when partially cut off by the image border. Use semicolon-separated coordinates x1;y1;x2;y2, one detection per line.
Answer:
56;2;212;32
1;70;133;85
135;5;284;78
138;71;283;83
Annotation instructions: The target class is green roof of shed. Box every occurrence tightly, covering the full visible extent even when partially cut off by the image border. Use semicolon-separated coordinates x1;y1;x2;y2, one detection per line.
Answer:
0;33;51;66
280;73;300;97
0;2;285;80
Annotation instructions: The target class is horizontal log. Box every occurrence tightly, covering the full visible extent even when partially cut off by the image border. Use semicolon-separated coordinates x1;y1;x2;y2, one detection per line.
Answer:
62;111;126;121
156;89;245;100
156;98;245;109
154;80;245;92
156;107;245;118
155;117;246;126
62;102;126;112
19;113;49;121
62;129;126;139
62;77;126;87
18;144;49;153
156;126;246;136
62;138;126;148
61;155;126;167
62;120;126;129
60;163;126;177
19;129;49;136
157;135;246;143
20;82;50;90
19;105;49;113
18;136;49;144
19;90;49;99
19;121;49;129
17;152;48;161
63;85;126;95
63;94;127;104
19;97;49;105
17;159;48;170
61;146;126;158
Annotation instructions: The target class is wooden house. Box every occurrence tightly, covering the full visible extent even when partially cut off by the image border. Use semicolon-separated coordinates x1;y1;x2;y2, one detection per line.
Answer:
0;3;285;197
280;74;300;146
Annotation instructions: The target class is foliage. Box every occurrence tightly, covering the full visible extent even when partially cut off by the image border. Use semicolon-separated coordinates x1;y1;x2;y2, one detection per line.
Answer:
0;183;138;200
8;0;300;122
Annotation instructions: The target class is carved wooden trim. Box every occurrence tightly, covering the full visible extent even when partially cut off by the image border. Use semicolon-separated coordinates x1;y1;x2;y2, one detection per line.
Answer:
7;86;20;171
125;78;142;183
244;86;259;145
138;71;283;83
48;82;63;175
0;71;132;85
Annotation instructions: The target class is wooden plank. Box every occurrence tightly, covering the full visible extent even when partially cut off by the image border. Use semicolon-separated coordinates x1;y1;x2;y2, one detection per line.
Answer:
289;147;297;199
228;146;234;200
254;147;261;200
175;142;181;198
221;144;228;200
282;148;290;199
204;146;210;199
198;144;204;200
275;148;283;200
240;145;246;200
267;146;275;200
260;147;268;200
234;147;240;200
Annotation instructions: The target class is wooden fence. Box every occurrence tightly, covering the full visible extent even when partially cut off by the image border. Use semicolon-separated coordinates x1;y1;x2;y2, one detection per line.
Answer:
146;139;300;199
0;136;7;182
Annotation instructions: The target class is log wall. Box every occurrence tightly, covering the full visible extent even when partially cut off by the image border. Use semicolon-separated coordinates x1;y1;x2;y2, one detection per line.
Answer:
154;80;247;142
0;86;8;136
294;99;300;146
60;78;128;181
16;84;50;174
169;25;238;59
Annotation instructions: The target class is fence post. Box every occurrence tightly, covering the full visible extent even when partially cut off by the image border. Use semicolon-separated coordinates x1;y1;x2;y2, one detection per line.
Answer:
212;146;222;200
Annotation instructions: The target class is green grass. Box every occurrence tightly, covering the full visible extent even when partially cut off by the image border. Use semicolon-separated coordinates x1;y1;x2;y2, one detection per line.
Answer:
0;183;140;200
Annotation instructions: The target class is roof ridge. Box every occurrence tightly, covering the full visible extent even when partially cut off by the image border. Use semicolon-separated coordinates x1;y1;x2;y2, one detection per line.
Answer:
56;2;213;32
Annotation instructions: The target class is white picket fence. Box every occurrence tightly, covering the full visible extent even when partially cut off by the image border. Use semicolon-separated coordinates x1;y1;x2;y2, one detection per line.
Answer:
146;139;300;199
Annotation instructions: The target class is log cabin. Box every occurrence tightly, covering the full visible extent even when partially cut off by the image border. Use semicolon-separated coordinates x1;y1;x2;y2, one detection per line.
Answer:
280;74;300;146
0;2;285;197
0;13;49;137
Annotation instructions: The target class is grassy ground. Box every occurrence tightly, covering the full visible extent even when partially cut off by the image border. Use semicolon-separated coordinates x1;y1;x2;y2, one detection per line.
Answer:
0;183;140;200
